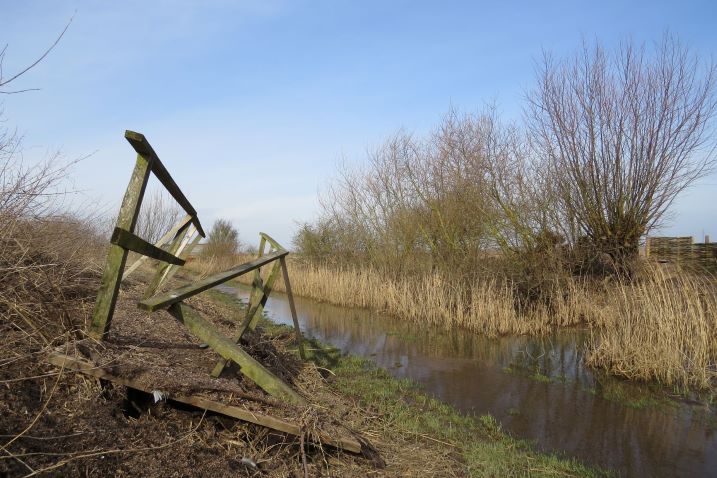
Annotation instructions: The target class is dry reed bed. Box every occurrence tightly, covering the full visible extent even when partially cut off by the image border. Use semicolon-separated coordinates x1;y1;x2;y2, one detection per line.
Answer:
588;269;717;391
190;255;611;335
190;255;717;392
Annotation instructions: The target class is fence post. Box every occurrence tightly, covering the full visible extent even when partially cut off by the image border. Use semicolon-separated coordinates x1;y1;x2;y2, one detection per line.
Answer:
88;153;152;338
279;256;306;359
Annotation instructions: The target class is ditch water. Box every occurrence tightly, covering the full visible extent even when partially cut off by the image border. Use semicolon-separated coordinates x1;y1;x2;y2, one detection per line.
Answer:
220;284;717;477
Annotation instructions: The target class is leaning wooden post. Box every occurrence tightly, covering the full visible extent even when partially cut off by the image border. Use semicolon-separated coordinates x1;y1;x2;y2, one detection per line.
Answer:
211;258;282;377
158;231;202;286
122;214;192;280
280;256;306;360
88;153;152;338
244;236;267;317
168;302;306;405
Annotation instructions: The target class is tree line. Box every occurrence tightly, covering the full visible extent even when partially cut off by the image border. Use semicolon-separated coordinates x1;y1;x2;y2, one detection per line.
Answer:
294;37;716;287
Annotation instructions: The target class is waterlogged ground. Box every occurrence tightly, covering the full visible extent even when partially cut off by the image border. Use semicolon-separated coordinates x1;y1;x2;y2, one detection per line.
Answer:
220;284;717;478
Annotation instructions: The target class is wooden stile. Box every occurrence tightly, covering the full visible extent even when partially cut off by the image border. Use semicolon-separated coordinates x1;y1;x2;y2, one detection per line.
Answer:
85;130;325;452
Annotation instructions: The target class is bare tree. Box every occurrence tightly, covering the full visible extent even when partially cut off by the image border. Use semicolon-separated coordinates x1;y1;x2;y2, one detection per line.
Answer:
528;36;717;271
134;189;183;243
0;16;72;94
204;218;240;257
314;107;522;275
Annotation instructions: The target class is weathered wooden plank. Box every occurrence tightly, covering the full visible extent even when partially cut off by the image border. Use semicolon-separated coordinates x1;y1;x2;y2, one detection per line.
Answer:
280;256;306;360
124;130;205;238
138;250;287;312
111;227;186;266
122;214;193;280
46;352;361;453
167;302;305;405
89;153;152;339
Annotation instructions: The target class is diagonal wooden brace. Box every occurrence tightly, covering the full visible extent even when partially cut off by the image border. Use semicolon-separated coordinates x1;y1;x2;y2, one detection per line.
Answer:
168;302;306;405
122;214;193;280
211;257;282;377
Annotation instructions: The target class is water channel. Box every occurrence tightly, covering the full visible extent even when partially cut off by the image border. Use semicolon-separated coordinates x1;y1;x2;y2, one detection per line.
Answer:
220;284;717;477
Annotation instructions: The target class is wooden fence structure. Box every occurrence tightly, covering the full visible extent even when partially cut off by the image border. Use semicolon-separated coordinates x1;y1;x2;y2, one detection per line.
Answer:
646;236;717;271
86;130;306;401
44;131;365;451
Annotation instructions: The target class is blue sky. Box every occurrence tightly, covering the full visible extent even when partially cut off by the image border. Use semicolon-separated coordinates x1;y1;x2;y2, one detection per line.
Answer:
2;0;716;247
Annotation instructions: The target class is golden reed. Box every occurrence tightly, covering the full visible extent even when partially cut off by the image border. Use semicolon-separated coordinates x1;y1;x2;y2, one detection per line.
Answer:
188;255;717;390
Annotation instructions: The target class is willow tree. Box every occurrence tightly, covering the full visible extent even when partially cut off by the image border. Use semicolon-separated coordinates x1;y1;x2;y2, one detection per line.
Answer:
528;36;716;272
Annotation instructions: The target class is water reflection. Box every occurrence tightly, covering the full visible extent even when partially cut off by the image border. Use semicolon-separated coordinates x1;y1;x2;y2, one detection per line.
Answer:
220;284;717;477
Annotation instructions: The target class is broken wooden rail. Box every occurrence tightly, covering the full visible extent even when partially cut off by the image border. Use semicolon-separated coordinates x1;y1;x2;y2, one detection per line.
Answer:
59;130;333;450
48;352;361;453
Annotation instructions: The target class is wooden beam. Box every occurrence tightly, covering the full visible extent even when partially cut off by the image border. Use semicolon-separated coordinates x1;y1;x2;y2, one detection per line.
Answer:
167;302;305;405
89;153;152;339
111;227;186;266
280;256;306;360
47;352;361;453
124;130;205;238
138;250;287;312
122;214;193;280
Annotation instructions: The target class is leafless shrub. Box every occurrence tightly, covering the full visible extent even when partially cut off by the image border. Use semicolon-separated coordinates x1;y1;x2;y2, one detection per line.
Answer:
311;108;529;276
135;189;183;243
0;152;103;345
528;36;717;274
203;218;241;259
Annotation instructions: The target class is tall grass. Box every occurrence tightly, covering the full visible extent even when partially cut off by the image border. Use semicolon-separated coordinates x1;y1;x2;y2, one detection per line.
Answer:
190;254;717;391
587;268;717;391
189;255;610;336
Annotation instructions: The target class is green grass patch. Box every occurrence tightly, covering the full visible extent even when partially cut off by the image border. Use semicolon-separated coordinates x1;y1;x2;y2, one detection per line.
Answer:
304;339;607;477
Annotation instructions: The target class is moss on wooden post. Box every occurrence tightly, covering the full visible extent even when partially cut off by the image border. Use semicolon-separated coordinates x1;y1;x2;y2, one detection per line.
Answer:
89;153;152;339
280;256;306;360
